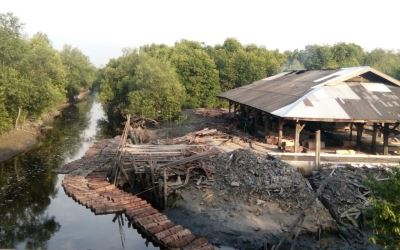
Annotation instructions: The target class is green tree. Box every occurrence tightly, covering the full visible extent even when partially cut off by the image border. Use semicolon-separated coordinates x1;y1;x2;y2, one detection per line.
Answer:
300;45;338;70
0;83;12;132
210;38;243;91
209;38;286;90
99;51;184;121
0;66;31;127
331;43;364;67
366;169;400;248
171;40;220;108
0;13;25;67
126;55;183;120
60;45;96;102
364;49;400;79
19;33;66;116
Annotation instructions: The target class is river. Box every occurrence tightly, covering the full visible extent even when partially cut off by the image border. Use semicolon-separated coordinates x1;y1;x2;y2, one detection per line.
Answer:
0;95;157;250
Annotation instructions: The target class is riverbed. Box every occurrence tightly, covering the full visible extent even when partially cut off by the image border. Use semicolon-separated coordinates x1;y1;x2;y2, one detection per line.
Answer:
0;95;157;249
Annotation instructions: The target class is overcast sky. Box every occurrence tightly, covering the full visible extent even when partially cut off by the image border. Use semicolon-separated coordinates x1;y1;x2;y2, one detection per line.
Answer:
2;0;399;66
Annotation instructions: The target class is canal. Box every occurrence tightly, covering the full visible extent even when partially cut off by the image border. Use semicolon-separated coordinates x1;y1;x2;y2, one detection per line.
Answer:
0;95;157;250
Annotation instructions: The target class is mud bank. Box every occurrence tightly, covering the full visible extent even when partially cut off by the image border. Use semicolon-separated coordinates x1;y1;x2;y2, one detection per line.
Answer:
0;91;90;163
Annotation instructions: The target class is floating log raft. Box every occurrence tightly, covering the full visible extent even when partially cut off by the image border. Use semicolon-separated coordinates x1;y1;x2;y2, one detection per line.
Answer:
60;138;214;250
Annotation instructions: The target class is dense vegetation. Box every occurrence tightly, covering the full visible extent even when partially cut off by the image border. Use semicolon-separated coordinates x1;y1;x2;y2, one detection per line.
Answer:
0;13;96;134
367;170;400;248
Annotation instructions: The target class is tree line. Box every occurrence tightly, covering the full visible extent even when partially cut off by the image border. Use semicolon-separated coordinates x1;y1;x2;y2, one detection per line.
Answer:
99;39;400;123
98;39;287;122
0;13;96;134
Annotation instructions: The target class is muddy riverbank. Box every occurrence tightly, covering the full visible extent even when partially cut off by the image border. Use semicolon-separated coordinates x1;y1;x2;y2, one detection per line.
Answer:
0;91;91;163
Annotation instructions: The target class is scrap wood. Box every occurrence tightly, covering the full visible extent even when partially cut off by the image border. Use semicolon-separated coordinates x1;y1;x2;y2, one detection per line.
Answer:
308;165;389;227
157;150;219;170
274;169;335;250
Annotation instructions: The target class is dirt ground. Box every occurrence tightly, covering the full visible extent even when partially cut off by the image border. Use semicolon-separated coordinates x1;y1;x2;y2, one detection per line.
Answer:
144;109;385;249
0;124;39;162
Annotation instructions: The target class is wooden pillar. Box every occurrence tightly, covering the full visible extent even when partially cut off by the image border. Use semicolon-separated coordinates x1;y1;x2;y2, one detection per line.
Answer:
371;123;378;153
278;119;284;147
356;123;364;147
383;123;389;155
264;115;269;136
228;101;232;118
349;123;353;141
315;129;321;169
294;121;306;153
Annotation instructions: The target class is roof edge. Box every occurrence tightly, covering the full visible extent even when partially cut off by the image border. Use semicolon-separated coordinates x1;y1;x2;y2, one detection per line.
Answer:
324;66;400;87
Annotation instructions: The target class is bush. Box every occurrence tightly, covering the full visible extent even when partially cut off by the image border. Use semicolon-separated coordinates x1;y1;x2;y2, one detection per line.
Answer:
366;169;400;248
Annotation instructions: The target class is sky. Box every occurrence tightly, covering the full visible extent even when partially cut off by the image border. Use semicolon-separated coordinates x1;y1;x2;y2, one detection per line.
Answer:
2;0;400;66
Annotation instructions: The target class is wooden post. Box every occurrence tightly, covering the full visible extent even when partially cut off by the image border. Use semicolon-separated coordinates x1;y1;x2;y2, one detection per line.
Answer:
264;115;269;136
278;119;284;147
228;101;232;118
149;161;158;203
253;111;258;134
383;123;389;155
294;121;306;153
371;123;378;153
356;123;364;148
349;123;353;141
315;130;321;169
163;168;168;208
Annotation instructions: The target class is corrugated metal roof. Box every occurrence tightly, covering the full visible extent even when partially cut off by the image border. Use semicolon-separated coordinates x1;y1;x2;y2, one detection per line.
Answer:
218;67;400;122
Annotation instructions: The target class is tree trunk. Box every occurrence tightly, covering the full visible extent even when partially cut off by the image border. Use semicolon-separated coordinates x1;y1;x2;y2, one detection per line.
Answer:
15;107;22;129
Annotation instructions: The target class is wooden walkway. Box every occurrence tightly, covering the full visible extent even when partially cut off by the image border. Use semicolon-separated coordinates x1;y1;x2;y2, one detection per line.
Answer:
61;139;214;250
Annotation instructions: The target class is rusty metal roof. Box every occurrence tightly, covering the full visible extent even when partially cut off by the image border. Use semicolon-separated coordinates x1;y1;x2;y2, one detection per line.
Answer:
218;67;400;122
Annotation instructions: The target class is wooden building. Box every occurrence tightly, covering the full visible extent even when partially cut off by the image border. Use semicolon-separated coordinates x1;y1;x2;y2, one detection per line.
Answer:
218;66;400;155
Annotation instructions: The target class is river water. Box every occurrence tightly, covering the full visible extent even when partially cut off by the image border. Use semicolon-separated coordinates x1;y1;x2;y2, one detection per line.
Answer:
0;96;157;250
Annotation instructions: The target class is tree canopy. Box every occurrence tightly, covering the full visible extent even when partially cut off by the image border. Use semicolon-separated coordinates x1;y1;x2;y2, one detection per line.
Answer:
99;51;184;122
0;13;96;134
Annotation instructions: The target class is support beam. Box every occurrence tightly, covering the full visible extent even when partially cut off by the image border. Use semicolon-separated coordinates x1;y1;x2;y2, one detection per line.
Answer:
371;123;378;153
228;101;232;118
315;130;321;169
253;111;258;134
383;123;389;155
294;121;306;153
356;123;364;148
264;114;269;136
278;119;284;147
349;123;353;141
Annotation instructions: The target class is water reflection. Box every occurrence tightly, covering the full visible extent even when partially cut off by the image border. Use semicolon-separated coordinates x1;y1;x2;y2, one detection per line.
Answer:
0;95;157;250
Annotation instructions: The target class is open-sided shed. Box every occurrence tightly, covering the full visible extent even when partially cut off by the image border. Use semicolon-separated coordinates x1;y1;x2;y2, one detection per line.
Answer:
218;66;400;155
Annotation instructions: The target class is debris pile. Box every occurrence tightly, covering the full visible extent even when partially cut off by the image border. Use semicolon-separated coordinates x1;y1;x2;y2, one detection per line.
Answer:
204;149;317;211
308;165;389;227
